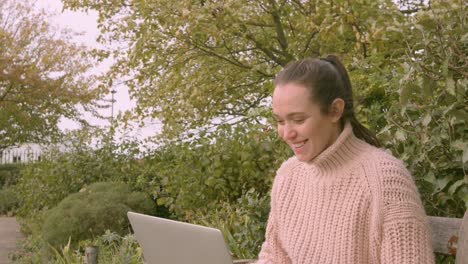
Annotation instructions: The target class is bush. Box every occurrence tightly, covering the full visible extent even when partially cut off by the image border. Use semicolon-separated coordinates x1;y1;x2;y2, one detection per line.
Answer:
0;187;19;215
191;188;270;259
42;182;156;249
93;230;144;264
14;140;145;219
127;123;289;258
380;0;467;217
144;123;290;220
0;164;22;188
14;230;144;264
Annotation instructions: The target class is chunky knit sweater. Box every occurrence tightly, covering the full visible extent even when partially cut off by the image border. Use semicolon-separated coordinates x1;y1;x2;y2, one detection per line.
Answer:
255;122;434;264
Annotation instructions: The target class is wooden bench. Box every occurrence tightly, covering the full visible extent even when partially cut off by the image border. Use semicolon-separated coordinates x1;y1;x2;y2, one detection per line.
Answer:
429;211;468;264
234;211;468;264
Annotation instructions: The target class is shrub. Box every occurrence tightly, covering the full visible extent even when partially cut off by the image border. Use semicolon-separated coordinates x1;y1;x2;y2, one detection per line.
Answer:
42;182;156;249
0;187;19;215
15;230;145;264
14;140;145;219
191;188;270;259
0;164;22;188
93;230;144;264
380;0;467;217
145;123;290;220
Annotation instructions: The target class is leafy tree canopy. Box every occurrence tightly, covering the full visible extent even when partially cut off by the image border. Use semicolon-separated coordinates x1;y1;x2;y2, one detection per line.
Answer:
63;0;411;139
62;0;466;214
0;0;104;149
379;0;467;216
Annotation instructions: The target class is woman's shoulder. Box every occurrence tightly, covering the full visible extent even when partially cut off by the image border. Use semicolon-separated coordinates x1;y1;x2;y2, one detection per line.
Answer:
270;157;301;190
277;156;301;174
363;147;423;204
358;146;416;188
361;146;408;172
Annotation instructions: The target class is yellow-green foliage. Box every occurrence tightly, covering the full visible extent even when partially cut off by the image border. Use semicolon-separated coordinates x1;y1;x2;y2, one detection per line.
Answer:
42;182;156;249
0;164;21;188
0;187;18;215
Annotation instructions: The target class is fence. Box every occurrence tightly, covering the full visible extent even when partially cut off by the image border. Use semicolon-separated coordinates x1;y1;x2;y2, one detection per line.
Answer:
0;148;43;164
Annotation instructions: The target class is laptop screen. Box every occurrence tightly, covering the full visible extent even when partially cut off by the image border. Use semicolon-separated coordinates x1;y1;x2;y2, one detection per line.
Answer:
128;211;234;264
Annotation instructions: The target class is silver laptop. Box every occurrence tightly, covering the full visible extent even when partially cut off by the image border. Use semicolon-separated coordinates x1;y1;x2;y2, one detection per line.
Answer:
127;211;234;264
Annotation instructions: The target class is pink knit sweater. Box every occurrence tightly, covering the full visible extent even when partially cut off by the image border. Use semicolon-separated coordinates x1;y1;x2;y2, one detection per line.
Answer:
256;122;434;264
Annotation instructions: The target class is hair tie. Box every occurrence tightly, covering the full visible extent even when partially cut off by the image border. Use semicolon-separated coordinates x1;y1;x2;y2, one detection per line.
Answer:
320;57;335;65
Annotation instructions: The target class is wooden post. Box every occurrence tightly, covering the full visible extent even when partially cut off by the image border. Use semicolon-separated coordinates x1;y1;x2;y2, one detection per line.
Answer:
456;211;468;264
428;216;462;255
84;246;98;264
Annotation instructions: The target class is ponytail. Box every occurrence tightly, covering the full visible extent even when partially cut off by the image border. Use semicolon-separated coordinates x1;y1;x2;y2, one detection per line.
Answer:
349;115;381;148
321;55;381;148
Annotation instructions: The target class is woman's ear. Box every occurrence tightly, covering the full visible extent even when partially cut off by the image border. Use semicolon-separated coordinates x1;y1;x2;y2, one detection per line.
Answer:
329;98;345;123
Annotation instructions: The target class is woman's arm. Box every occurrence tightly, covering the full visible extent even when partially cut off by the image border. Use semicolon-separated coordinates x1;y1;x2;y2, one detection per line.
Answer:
379;159;434;264
254;160;293;264
255;210;291;264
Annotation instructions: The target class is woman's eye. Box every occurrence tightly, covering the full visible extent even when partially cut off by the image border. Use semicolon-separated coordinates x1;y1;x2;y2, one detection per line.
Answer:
276;120;285;125
293;119;305;124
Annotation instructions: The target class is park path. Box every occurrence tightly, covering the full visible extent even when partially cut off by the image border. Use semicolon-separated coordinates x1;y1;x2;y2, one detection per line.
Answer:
0;217;22;264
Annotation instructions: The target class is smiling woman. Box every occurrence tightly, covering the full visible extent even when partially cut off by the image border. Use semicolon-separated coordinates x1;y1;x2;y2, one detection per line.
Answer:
272;82;342;162
255;55;434;264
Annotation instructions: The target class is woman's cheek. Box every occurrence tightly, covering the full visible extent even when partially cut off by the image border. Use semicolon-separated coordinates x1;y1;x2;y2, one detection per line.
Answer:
277;126;284;139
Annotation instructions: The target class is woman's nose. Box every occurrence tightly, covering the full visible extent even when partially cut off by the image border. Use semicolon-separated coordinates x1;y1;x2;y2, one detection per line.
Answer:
283;124;297;140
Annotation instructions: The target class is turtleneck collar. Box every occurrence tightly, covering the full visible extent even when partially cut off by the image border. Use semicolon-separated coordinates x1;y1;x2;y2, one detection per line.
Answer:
301;121;370;176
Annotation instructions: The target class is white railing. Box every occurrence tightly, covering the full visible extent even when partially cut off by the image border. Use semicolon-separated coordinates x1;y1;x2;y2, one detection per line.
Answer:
0;148;43;164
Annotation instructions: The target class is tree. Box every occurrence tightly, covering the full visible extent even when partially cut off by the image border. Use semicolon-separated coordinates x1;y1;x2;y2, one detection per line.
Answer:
63;0;407;139
63;0;466;216
0;0;103;149
380;0;467;216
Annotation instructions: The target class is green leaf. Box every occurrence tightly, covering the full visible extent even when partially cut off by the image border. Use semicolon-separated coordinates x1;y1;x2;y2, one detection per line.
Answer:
441;59;449;77
424;171;436;185
446;76;456;96
435;177;450;192
156;197;168;206
400;83;418;106
463;188;468;210
422;114;432;127
448;179;466;195
395;130;406;141
421;77;435;97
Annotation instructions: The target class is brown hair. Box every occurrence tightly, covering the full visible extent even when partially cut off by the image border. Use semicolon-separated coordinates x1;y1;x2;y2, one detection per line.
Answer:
274;55;381;147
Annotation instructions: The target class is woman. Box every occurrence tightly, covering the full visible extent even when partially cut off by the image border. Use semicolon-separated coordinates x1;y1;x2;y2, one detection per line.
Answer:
255;55;434;263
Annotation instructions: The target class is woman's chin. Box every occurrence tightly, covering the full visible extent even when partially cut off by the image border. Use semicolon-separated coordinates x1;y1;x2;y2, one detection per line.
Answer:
295;154;312;162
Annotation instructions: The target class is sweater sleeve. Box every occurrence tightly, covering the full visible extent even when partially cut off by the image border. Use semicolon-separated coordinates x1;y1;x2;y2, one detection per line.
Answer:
379;159;434;264
254;209;291;264
254;160;293;264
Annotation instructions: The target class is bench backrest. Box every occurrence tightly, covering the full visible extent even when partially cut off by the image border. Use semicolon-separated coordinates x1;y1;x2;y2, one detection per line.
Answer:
428;211;468;264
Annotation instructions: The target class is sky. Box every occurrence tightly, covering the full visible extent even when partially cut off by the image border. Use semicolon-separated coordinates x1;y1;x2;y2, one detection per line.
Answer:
35;0;158;141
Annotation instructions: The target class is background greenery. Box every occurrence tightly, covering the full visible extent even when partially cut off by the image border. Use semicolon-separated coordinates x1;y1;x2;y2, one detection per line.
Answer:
1;0;465;263
0;0;104;150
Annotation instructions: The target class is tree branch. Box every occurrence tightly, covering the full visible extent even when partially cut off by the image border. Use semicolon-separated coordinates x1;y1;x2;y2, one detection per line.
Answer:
0;83;13;102
301;30;319;56
346;0;368;58
188;36;253;70
268;0;288;51
399;8;420;14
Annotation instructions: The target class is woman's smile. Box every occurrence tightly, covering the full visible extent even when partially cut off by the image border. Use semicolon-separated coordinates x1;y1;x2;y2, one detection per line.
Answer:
272;83;341;162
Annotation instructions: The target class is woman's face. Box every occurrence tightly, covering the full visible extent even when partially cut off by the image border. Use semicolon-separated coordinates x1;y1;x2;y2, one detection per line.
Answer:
272;83;342;162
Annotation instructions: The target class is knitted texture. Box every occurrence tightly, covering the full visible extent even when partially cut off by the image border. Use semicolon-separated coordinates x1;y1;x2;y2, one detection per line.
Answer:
255;122;434;264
